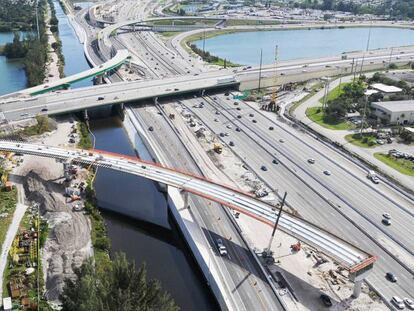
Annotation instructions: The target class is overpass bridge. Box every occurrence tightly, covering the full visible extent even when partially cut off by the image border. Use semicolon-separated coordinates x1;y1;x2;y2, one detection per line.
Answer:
0;140;376;289
0;49;130;98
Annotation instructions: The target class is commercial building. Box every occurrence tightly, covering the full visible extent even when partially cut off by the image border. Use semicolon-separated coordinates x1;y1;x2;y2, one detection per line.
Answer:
370;83;403;95
371;100;414;125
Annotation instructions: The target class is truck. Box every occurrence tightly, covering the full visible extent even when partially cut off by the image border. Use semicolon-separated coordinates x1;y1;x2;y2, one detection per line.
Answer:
367;170;379;184
216;76;236;85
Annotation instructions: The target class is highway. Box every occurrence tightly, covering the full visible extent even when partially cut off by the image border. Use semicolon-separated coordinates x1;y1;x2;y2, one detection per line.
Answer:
173;93;414;301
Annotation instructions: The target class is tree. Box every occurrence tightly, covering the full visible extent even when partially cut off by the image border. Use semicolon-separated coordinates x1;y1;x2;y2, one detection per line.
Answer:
61;253;179;311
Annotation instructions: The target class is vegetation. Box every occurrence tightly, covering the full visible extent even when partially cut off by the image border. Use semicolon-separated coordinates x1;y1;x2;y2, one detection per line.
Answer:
291;0;414;20
306;106;355;130
48;0;65;78
319;82;349;104
0;188;17;265
21;115;51;136
374;153;414;176
2;0;49;87
345;133;378;148
61;253;179;311
188;43;240;67
77;122;93;149
0;0;38;32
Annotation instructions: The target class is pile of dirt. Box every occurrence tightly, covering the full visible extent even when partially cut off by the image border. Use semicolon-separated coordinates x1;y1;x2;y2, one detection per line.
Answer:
23;171;92;303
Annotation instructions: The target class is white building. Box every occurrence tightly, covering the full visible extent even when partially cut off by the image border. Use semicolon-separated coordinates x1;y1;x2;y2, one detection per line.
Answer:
371;100;414;125
370;83;403;95
2;297;12;311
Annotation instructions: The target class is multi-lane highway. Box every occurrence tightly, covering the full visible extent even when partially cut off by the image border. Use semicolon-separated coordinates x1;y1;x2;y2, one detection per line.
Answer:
172;93;414;301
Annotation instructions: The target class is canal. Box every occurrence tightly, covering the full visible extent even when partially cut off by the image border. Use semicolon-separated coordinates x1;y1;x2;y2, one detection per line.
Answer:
52;1;218;309
194;26;414;65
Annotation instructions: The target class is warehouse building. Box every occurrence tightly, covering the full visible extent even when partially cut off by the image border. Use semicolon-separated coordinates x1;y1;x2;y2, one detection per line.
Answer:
371;100;414;125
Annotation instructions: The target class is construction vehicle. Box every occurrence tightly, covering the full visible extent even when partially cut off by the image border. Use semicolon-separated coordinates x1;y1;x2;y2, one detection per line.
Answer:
213;143;222;154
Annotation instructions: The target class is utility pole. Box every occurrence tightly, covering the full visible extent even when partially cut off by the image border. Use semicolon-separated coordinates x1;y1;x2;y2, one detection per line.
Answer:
266;192;287;252
270;45;279;109
258;48;263;92
359;23;372;77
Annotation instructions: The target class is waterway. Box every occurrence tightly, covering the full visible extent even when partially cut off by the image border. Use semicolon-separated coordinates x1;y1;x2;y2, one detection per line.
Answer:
194;27;414;65
0;32;27;95
51;1;218;309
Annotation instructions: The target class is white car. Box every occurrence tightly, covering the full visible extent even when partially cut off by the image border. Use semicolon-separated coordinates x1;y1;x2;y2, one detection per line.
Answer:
391;296;405;309
216;239;227;256
404;298;414;310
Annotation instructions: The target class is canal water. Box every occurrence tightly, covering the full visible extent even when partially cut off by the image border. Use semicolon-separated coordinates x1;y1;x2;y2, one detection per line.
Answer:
0;32;27;95
51;1;218;309
194;27;414;65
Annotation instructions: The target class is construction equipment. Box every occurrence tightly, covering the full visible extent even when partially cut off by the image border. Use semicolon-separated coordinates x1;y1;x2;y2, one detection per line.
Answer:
213;143;222;154
270;45;279;108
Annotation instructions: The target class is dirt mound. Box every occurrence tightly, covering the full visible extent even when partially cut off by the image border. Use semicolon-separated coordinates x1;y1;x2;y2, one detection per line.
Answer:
23;171;92;303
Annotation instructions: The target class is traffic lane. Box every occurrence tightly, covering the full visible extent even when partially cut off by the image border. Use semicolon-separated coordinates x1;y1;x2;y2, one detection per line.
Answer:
183;98;363;236
135;106;282;310
215;96;414;252
183;98;414;300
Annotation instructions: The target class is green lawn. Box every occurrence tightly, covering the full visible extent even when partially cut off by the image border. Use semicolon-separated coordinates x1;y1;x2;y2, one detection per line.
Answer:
305;106;354;130
319;82;349;104
345;133;378;148
374;153;414;176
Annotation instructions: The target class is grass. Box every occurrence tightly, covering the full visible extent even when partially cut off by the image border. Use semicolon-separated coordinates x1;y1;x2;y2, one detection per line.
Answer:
150;18;217;26
20;115;51;137
374;153;414;176
345;133;378;148
77;121;93;149
289;83;323;115
0;188;18;275
319;82;349;104
158;31;181;38
305;106;355;130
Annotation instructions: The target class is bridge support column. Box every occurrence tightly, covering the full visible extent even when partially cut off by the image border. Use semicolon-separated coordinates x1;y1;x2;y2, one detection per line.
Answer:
95;74;104;85
201;89;205;96
182;190;189;209
83;109;89;121
352;280;362;298
154;97;159;104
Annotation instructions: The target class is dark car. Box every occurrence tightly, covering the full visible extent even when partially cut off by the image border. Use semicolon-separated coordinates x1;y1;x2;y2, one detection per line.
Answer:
269;126;274;130
320;294;332;307
229;141;235;147
261;165;267;171
41;108;48;112
386;272;397;283
235;127;241;132
237;115;242;119
252;119;257;123
98;96;104;101
272;159;279;164
148;126;154;132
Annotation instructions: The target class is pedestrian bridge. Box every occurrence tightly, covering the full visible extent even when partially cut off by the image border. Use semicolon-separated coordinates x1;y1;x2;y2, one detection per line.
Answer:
0;140;376;275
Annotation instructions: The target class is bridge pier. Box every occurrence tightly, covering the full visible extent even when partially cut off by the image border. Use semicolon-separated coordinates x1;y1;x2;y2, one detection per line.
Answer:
352;280;362;298
181;190;189;209
95;74;104;85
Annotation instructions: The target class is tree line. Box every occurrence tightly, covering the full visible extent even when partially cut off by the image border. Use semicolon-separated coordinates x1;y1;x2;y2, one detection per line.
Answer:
291;0;414;20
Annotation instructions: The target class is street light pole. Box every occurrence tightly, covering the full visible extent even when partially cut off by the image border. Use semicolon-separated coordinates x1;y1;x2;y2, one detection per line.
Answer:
258;48;263;92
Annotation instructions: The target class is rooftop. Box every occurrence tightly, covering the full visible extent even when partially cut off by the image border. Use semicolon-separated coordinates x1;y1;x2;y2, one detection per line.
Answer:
372;100;414;113
370;83;403;93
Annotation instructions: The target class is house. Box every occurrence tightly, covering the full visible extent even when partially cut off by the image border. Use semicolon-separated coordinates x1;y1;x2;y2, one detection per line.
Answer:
371;100;414;125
